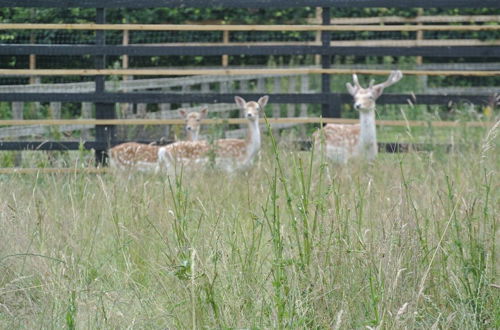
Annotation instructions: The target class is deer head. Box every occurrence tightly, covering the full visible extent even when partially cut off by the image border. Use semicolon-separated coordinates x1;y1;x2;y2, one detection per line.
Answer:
346;70;403;112
179;107;208;141
235;95;269;121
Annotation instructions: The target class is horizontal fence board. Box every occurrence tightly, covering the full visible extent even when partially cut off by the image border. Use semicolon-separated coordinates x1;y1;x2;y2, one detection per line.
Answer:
329;40;500;47
3;41;500;56
0;167;109;174
0;141;459;153
2;23;500;32
0;45;322;56
4;40;500;50
139;40;500;47
0;118;492;127
0;92;327;103
0;65;495;93
0;92;492;105
0;124;89;139
0;141;109;150
318;15;500;24
0;0;498;8
420;63;500;70
331;46;500;58
0;140;158;151
1;68;499;77
0;73;298;93
426;87;500;95
2;45;499;57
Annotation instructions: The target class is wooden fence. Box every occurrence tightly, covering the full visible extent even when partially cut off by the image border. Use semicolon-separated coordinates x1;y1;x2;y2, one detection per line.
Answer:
1;66;496;140
0;0;499;167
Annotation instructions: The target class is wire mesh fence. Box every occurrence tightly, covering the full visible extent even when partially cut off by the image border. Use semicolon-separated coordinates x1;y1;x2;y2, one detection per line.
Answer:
0;5;498;153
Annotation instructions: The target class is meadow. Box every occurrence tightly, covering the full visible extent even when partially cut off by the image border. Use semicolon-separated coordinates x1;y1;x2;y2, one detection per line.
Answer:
0;122;498;329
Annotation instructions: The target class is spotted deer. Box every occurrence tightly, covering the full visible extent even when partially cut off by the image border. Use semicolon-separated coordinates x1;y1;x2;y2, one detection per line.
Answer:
108;108;208;171
158;95;269;173
313;70;403;163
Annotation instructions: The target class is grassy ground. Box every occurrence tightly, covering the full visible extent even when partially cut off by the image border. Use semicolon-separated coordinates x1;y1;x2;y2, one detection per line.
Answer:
0;123;498;329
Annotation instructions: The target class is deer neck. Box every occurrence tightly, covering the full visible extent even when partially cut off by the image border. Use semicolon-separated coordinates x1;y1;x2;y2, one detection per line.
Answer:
358;109;377;159
186;129;198;141
245;118;261;160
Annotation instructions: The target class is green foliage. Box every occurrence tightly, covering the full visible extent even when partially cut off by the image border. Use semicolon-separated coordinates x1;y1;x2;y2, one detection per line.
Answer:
65;291;77;330
0;102;12;119
0;151;15;167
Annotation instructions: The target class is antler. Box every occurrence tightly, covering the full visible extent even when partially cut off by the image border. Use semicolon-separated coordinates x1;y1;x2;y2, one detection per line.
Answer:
346;73;362;96
369;70;403;98
352;73;362;88
376;70;403;89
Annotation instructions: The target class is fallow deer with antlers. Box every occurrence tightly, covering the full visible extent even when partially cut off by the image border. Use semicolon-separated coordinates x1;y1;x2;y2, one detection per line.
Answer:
108;107;208;171
313;70;403;163
158;95;269;173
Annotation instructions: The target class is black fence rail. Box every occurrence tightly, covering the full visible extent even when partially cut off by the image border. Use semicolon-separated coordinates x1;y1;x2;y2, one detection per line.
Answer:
0;0;499;163
2;0;499;9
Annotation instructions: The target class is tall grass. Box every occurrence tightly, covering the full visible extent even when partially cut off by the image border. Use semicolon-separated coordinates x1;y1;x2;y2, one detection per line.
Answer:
0;123;498;328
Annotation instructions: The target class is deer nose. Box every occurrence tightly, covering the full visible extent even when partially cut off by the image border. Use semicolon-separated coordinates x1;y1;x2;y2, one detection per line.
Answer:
186;126;192;131
354;103;362;110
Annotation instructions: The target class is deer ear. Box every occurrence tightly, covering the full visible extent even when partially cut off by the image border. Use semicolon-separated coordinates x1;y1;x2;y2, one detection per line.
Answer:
346;82;357;96
372;85;385;99
235;96;246;108
258;95;269;108
178;108;187;118
200;107;208;118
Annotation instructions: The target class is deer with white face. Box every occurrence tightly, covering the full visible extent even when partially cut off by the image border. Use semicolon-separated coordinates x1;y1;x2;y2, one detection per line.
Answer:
158;95;269;173
179;107;208;141
108;108;208;171
314;70;403;163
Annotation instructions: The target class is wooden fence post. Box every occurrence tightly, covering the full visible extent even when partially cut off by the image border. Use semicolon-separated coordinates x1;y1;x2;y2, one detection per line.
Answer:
12;103;23;121
239;79;249;127
12;102;23;166
181;85;190;108
300;75;309;117
315;7;322;66
257;77;265;94
29;9;40;114
222;30;229;67
49;102;61;119
416;8;424;65
201;82;210;94
415;8;427;90
94;8;115;165
120;27;133;120
321;6;337;118
272;77;282;118
160;99;171;139
220;81;229;118
287;77;297;118
299;75;309;135
81;102;92;140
